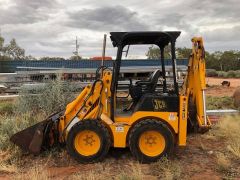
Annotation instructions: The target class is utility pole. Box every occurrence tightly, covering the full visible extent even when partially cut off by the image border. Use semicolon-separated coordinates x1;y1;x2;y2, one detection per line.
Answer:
73;36;80;57
101;34;107;67
101;34;107;77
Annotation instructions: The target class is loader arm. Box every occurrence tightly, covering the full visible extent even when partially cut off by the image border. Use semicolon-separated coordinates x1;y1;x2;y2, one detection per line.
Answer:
181;37;211;129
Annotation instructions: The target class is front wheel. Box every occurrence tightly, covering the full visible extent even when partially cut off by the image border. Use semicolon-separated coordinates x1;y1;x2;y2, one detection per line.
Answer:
66;120;111;163
129;119;174;163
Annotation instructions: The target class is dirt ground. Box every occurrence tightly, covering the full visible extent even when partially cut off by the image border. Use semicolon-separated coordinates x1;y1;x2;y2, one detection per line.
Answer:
0;126;239;180
206;77;240;97
0;78;239;180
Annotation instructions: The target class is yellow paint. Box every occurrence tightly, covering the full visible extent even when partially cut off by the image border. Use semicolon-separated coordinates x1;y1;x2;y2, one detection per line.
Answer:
115;111;179;133
181;37;211;127
139;130;166;157
110;123;130;147
74;130;101;156
110;111;178;148
57;37;210;154
178;95;188;146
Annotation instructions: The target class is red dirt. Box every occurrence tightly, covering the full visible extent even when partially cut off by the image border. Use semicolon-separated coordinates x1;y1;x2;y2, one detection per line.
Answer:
206;77;240;97
1;78;240;179
1;130;239;179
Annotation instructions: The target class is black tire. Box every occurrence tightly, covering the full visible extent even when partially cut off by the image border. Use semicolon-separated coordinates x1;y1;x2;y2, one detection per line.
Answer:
66;120;111;163
129;119;174;163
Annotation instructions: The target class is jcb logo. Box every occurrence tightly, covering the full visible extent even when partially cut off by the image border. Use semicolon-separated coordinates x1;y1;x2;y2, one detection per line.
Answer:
153;99;166;110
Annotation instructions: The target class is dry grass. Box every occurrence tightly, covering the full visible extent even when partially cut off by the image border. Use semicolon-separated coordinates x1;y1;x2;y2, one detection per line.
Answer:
0;162;17;174
216;152;231;172
15;164;50;180
214;115;240;158
116;163;143;180
70;162;112;180
150;157;181;180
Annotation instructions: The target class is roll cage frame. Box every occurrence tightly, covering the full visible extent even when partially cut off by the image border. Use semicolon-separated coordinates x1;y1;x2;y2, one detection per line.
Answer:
109;31;181;120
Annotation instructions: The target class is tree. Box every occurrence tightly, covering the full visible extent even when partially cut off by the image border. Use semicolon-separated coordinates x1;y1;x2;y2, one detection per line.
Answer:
205;51;240;71
25;55;37;60
40;57;65;61
69;55;82;60
146;46;191;59
146;45;171;59
176;47;192;58
0;34;4;57
4;38;25;60
220;51;240;71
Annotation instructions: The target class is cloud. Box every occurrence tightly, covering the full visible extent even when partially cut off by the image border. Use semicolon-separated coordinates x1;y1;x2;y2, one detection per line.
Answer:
0;0;59;24
65;5;148;31
0;0;240;57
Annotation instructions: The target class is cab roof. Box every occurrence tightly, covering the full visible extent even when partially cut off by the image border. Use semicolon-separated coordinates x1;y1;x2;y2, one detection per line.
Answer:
110;31;181;47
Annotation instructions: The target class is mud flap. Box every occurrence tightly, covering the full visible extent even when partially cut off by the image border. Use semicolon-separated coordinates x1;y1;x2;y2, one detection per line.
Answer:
10;110;64;155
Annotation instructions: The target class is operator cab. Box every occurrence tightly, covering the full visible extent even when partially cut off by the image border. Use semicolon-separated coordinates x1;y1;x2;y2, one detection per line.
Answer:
110;32;181;119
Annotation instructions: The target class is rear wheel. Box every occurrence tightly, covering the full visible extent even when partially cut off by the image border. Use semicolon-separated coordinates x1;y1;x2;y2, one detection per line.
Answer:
66;120;111;163
129;119;174;163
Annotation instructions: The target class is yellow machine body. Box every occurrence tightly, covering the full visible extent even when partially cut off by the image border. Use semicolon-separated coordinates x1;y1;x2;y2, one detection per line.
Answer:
59;37;209;150
10;32;211;163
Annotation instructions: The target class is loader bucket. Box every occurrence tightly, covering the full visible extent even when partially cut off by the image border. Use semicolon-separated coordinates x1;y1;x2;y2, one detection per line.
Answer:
10;111;64;155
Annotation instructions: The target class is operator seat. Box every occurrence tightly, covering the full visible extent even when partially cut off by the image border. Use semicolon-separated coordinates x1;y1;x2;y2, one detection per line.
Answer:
136;69;161;93
125;69;161;111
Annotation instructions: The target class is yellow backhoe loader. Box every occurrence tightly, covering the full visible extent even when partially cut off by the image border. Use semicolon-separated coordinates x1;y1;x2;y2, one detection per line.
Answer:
11;31;211;163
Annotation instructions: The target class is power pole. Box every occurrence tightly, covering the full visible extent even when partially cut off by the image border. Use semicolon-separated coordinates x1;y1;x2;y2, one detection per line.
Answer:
73;36;80;57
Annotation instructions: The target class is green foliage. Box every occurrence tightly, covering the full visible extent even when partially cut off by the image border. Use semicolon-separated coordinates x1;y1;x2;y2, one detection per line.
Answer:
206;69;218;77
0;113;38;150
206;96;235;110
205;70;240;78
0;35;4;51
217;71;228;78
146;46;160;59
146;45;240;71
0;78;78;151
176;47;192;58
0;35;25;60
146;46;192;59
206;51;240;71
16;78;76;117
146;45;171;59
3;39;25;60
70;55;82;60
0;101;14;115
39;57;66;61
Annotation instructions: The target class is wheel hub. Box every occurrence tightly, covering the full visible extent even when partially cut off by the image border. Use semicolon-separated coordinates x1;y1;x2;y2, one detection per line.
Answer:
139;130;166;157
83;134;96;146
74;130;101;156
145;135;157;146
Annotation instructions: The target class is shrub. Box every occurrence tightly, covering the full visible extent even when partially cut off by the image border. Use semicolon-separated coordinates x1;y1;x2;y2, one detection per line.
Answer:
226;70;236;78
233;87;240;109
150;157;181;179
206;69;218;77
215;116;240;158
15;78;76;117
0;113;41;151
234;70;240;78
0;78;79;151
206;96;235;110
0;101;14;115
217;71;227;78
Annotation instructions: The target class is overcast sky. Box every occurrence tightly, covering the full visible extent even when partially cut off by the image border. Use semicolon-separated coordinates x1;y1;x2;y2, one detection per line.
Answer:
0;0;239;58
